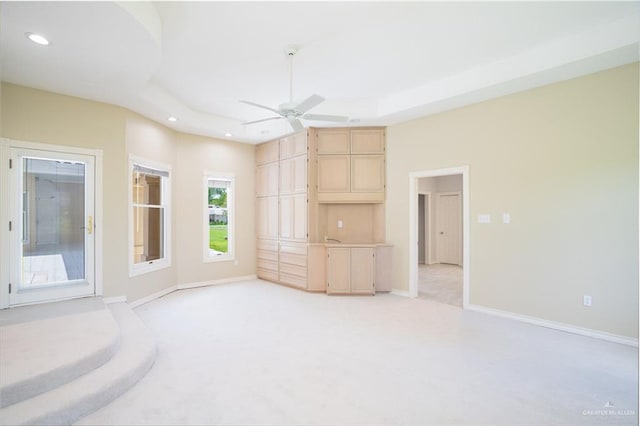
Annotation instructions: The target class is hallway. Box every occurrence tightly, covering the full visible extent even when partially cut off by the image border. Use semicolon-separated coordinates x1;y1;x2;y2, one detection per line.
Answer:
418;263;462;307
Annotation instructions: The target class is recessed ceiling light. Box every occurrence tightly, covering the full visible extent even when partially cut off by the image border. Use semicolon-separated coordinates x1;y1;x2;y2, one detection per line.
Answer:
167;116;177;122
25;32;50;46
224;132;232;137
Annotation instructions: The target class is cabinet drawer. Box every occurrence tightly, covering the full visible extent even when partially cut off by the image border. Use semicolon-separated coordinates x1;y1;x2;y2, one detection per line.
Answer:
257;249;278;262
257;268;278;282
279;253;307;267
279;272;307;289
257;258;278;272
279;242;307;256
279;262;307;278
258;239;278;252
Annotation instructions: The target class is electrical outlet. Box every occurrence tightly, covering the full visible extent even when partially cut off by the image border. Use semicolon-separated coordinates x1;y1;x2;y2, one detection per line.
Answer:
337;220;343;228
583;295;592;307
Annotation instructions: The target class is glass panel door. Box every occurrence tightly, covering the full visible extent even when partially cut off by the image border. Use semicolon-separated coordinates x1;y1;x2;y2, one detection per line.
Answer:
10;148;95;306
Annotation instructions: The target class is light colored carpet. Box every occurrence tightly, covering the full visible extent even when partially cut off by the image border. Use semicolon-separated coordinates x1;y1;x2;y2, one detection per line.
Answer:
76;280;638;425
418;263;463;307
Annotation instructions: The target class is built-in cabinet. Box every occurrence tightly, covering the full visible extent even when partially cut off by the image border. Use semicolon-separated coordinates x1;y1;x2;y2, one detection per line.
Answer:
326;247;375;295
317;128;385;203
325;245;393;294
256;127;391;295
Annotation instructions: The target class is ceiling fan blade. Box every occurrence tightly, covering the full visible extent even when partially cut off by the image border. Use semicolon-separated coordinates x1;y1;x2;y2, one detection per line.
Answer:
294;94;325;113
242;116;283;125
239;100;282;115
287;116;305;132
302;113;349;123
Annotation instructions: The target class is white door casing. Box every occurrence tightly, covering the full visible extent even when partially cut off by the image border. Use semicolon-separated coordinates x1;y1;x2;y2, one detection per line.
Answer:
0;139;103;308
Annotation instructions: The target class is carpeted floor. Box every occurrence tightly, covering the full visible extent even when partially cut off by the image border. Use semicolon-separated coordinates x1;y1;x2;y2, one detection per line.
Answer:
76;279;638;425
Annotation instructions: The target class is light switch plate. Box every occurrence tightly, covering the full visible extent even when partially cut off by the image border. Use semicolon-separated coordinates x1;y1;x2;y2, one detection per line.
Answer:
337;220;343;228
503;213;510;224
478;214;491;224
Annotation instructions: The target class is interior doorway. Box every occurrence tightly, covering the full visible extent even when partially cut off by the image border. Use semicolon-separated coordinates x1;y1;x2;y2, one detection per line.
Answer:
409;167;469;307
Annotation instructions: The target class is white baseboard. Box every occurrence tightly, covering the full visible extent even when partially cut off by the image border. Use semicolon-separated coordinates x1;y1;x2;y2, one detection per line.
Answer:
103;296;127;304
466;304;639;347
177;274;257;290
129;286;178;309
391;289;410;297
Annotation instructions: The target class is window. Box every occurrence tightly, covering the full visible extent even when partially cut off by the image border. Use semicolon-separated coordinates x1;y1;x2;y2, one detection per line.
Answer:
130;157;171;276
204;173;234;262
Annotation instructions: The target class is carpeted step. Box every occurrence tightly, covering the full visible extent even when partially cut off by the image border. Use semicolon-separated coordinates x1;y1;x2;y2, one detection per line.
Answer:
0;302;120;408
0;303;156;425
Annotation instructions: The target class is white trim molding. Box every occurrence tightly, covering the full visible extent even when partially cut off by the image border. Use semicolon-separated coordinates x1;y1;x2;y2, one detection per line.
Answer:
178;275;257;290
128;275;258;309
128;286;178;309
408;166;470;307
103;296;127;304
391;289;411;298
467;304;639;347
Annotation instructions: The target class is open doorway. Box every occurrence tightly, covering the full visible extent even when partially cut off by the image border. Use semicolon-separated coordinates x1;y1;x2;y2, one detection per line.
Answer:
409;167;469;308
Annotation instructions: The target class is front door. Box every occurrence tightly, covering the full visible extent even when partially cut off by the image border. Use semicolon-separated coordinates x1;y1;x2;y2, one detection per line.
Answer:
9;147;96;306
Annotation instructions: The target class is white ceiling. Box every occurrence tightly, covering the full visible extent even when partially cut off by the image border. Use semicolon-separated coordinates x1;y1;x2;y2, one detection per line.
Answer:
1;1;638;144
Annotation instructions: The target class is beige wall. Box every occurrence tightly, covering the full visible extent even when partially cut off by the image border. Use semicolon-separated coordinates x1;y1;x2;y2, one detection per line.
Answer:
1;83;257;303
173;132;256;285
1;83;130;298
386;63;639;338
124;113;179;302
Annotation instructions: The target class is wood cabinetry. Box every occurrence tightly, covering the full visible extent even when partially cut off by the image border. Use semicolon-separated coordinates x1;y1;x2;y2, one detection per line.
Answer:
256;127;391;295
316;128;385;203
256;140;280;281
256;131;318;288
326;247;375;295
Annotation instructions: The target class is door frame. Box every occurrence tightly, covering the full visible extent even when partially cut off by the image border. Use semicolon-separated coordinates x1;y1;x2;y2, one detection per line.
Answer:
408;166;469;307
417;191;432;265
0;138;103;309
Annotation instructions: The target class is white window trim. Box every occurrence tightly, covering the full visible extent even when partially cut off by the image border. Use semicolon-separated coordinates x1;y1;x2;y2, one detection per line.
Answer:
129;155;172;277
203;172;235;263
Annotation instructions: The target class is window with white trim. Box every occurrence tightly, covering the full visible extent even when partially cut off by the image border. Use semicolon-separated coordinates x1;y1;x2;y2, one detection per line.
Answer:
204;173;234;262
130;158;171;276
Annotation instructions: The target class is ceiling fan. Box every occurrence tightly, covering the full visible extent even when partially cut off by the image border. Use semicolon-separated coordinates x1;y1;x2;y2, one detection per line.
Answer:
240;46;349;132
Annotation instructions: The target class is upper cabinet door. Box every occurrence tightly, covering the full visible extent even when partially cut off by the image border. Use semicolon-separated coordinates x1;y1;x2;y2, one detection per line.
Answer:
317;130;350;154
280;132;307;159
351;129;385;154
317;155;350;193
257;162;279;197
351;155;384;193
256;140;279;165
